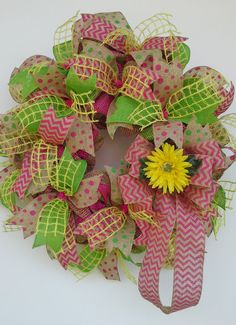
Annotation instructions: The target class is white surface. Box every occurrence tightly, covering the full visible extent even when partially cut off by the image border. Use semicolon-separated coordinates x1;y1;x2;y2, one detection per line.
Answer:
0;1;236;324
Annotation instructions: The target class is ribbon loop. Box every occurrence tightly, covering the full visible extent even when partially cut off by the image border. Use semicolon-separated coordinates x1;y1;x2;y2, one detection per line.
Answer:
50;148;87;196
138;196;205;314
33;198;69;254
76;207;127;249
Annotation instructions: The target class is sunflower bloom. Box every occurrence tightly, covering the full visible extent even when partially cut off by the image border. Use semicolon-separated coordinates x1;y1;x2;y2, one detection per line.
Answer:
144;143;192;194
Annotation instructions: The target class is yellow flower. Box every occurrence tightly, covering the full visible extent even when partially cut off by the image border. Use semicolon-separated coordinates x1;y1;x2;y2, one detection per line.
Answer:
144;143;192;194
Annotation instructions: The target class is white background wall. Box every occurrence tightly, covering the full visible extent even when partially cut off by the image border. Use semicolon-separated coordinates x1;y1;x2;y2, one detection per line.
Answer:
0;1;235;324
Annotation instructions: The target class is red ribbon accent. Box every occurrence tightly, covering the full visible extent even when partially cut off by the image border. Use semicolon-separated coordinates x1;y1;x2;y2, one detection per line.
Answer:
57;145;65;158
114;79;123;88
57;192;68;201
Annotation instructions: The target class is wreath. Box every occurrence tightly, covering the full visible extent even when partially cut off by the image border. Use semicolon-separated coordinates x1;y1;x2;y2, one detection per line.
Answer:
0;11;235;314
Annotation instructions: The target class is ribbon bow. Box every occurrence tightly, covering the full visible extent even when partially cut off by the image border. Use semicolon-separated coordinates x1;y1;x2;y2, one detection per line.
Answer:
118;119;229;313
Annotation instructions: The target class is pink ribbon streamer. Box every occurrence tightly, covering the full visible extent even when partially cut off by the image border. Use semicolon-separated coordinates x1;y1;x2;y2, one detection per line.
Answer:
12;151;32;199
138;195;205;313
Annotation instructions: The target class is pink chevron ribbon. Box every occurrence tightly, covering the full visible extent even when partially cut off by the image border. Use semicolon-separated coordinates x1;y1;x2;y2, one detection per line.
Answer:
125;134;153;163
82;15;116;43
185;181;219;210
118;174;154;204
125;135;153;179
190;155;213;187
191;140;225;170
138;195;205;313
119;127;225;313
39;106;75;145
12;151;32;199
142;36;188;50
81;14;127;52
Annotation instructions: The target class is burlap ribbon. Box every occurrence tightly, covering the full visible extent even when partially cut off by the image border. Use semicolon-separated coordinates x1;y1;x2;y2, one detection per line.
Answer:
138;195;205;313
118;120;225;312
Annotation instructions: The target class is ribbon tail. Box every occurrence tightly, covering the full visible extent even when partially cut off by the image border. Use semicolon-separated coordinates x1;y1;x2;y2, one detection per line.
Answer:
138;212;176;310
171;197;205;312
138;196;205;314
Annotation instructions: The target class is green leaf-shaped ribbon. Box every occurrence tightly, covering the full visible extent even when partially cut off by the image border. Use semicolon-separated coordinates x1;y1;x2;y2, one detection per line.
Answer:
107;95;163;129
0;170;20;211
172;43;191;68
167;78;222;124
53;40;73;62
33;198;69;254
77;245;105;273
213;185;226;210
65;67;97;95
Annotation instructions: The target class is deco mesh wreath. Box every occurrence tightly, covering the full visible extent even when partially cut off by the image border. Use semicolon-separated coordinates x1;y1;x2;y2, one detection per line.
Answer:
0;11;236;313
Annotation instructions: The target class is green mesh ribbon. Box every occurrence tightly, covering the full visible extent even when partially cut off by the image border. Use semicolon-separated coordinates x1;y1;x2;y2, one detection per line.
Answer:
53;41;73;62
172;43;191;68
77;245;106;273
108;95;164;129
213;185;226;210
33;198;69;254
14;95;73;133
53;12;79;62
166;78;222;124
0;170;20;211
50;148;87;196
